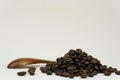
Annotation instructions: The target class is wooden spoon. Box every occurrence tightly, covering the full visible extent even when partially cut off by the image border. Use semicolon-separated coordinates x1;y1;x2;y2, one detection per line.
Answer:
7;58;56;69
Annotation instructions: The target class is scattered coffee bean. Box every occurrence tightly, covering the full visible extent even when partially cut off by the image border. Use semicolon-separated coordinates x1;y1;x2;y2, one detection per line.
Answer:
17;71;26;76
28;70;35;75
28;67;36;75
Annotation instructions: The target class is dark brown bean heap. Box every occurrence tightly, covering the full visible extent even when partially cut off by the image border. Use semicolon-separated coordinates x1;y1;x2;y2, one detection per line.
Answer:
17;71;26;76
40;49;120;78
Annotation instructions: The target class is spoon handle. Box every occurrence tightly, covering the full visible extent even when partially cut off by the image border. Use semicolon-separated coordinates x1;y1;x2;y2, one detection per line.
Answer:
7;58;56;68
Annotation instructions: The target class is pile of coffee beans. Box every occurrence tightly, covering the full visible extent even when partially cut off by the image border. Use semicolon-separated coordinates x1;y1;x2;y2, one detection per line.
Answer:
17;67;36;76
40;49;120;78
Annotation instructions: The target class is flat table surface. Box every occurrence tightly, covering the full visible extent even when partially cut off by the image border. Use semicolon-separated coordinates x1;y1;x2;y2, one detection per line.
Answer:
0;0;120;80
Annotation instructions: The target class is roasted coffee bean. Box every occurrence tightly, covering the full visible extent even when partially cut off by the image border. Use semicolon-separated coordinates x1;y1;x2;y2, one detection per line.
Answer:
103;70;111;76
92;71;98;75
40;67;47;73
61;72;70;77
67;65;76;70
91;59;97;64
17;71;26;76
88;71;98;77
87;55;93;60
108;67;115;73
113;68;117;72
76;49;82;53
115;71;120;75
80;72;87;78
28;70;35;75
88;73;94;77
54;70;62;75
72;69;79;73
85;61;90;65
79;69;88;78
56;58;61;62
28;67;36;75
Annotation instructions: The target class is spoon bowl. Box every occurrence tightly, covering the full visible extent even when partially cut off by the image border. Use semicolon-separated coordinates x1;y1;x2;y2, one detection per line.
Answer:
7;58;56;69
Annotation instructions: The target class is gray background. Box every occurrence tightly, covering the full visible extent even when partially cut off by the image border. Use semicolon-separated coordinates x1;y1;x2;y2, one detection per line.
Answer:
0;0;120;80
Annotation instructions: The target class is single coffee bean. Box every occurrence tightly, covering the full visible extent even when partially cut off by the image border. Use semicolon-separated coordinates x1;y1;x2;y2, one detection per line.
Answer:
76;49;82;53
103;70;111;76
61;72;70;77
108;67;115;73
54;70;62;75
17;71;26;76
115;71;120;75
28;70;35;75
84;61;90;65
79;70;88;78
40;67;47;73
28;67;36;75
91;59;97;64
80;73;87;78
67;65;76;70
88;72;94;77
113;68;117;72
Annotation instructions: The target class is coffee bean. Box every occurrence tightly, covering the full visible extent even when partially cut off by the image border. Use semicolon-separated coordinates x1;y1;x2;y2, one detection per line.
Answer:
80;72;87;78
28;70;35;75
85;61;90;65
88;71;98;77
87;55;92;60
108;67;115;73
17;71;26;76
27;67;36;75
67;65;76;70
40;67;47;73
103;70;111;76
76;49;82;53
115;71;120;75
54;70;62;75
113;68;117;72
61;72;70;77
91;59;97;64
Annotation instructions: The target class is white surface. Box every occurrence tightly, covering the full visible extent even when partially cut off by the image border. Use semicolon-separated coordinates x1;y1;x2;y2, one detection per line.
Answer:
0;0;120;80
